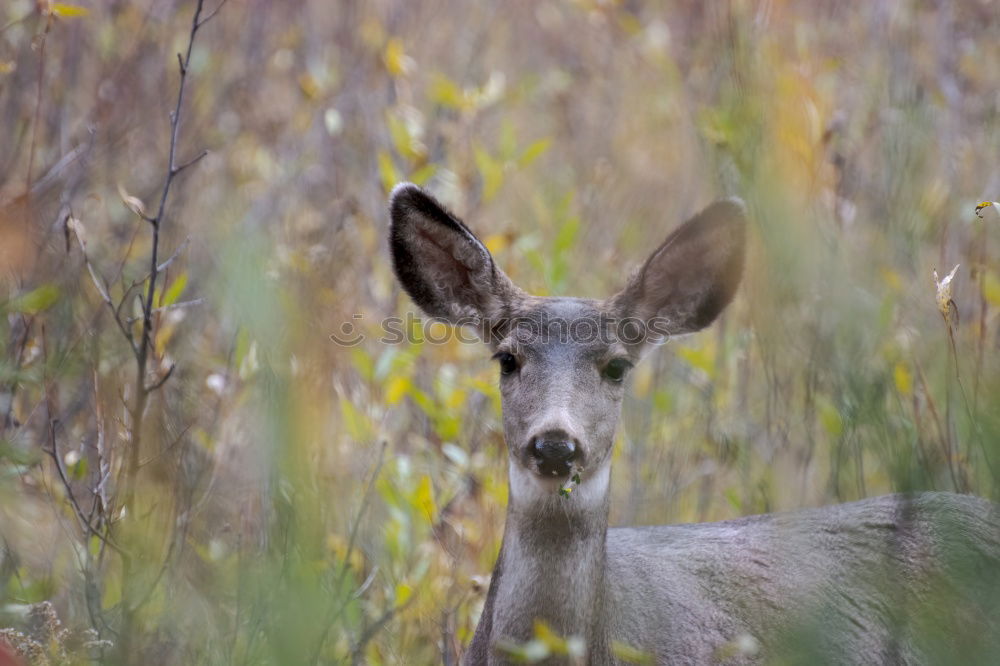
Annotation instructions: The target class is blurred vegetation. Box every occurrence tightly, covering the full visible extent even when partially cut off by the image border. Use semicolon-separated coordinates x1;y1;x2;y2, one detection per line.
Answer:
0;0;998;663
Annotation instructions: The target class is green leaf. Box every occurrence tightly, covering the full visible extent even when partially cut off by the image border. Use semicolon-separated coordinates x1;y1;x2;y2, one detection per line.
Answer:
340;398;372;442
68;455;88;481
554;216;580;253
499;120;518;160
818;398;844;437
350;348;374;382
161;272;188;307
6;284;60;314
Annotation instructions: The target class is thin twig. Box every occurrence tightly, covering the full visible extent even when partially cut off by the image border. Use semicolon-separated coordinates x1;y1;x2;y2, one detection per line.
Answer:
1;315;32;431
44;417;126;557
157;237;192;273
173;149;208;174
912;357;961;492
349;595;416;666
25;15;52;196
70;212;139;355
944;319;997;482
145;364;176;393
196;0;230;28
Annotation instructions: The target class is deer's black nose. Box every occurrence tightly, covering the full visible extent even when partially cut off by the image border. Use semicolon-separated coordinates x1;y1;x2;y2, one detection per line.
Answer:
530;431;578;477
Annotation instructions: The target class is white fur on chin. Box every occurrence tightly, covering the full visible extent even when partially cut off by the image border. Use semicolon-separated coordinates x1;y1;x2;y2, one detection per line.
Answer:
507;459;611;512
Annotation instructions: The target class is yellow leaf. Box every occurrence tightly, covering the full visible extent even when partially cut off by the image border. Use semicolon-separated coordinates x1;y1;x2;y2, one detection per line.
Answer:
297;72;321;100
0;61;15;75
483;234;508;254
879;268;902;293
429;73;468;111
519;138;552;167
893;362;912;397
474;145;503;202
983;270;1000;308
410;163;437;186
533;620;562;648
52;3;90;18
611;640;654;664
414;474;436;523
676;344;715;378
445;388;466;410
395;582;413;605
377;151;400;194
385;376;411;405
326;534;364;571
383;38;413;77
386;112;414;159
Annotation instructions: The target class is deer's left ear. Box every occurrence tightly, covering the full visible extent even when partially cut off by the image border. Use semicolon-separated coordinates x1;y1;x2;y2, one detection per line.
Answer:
608;198;746;338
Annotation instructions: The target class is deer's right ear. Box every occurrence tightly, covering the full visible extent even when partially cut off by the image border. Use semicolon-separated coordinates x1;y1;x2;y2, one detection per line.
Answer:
389;183;521;326
608;198;747;340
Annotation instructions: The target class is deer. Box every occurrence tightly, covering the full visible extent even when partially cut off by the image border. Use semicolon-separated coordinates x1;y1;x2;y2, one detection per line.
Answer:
387;182;1000;665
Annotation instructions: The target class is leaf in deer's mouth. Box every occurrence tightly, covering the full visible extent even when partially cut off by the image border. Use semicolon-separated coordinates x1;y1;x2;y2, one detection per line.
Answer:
558;465;584;498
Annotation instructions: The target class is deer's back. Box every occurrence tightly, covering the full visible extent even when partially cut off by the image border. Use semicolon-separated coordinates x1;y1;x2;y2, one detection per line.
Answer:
605;492;1000;664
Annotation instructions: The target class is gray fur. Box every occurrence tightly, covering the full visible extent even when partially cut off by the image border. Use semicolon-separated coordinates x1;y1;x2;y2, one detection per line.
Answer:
387;184;1000;665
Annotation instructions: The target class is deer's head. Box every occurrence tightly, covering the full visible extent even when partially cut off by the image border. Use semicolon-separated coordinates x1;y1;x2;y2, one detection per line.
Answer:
389;184;745;511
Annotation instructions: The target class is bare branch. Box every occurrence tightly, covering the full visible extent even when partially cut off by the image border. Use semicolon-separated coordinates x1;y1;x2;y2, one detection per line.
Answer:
72;219;138;355
45;421;126;556
349;595;416;666
84;262;112;305
145;364;176;393
127;299;205;325
117;3;220;653
158;237;192;273
173;149;208;175
197;0;230;28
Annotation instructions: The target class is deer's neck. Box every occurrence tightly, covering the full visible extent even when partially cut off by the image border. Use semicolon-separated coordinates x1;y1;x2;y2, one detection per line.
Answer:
470;464;613;662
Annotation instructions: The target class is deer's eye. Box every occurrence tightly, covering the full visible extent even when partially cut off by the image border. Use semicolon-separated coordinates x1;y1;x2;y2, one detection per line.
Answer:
602;358;631;383
494;352;519;376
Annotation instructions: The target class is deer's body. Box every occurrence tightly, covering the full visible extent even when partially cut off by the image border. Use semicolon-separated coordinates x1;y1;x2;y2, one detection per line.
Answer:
387;183;1000;665
471;492;1000;664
